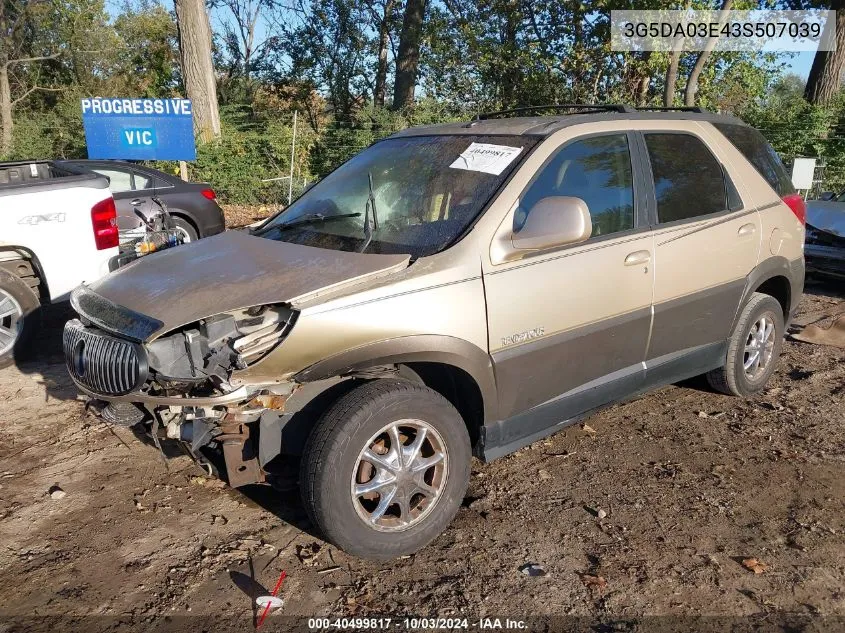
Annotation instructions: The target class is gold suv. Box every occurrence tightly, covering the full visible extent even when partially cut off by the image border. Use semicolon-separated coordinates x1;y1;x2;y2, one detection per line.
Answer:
64;105;805;559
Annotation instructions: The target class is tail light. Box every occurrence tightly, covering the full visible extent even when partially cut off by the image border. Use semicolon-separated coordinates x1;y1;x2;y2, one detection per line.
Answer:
200;188;216;200
91;197;118;250
782;193;806;225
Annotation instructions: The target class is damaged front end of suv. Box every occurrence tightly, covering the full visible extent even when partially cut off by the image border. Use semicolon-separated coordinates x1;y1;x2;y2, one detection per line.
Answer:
65;287;300;486
63;228;412;488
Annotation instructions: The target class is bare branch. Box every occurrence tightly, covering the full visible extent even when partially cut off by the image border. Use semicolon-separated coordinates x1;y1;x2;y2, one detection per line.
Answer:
11;84;65;107
6;52;61;67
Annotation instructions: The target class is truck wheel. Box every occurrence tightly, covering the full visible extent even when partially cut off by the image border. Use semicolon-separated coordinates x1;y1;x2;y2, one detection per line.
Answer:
300;379;471;560
0;270;41;369
707;292;785;397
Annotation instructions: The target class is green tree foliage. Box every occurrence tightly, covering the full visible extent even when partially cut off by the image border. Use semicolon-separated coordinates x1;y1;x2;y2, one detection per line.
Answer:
7;0;845;202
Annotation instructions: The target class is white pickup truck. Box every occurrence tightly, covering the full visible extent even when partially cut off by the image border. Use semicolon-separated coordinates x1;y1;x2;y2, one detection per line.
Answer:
0;161;119;367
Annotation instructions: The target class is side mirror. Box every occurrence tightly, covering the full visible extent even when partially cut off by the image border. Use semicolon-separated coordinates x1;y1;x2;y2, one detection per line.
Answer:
512;196;592;251
819;191;835;201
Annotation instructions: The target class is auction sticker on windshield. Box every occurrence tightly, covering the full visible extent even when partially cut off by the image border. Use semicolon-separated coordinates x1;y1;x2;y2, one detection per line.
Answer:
449;142;522;175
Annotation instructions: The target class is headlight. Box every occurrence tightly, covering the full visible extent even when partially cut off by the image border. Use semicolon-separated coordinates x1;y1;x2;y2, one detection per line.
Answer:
145;304;297;384
231;305;297;366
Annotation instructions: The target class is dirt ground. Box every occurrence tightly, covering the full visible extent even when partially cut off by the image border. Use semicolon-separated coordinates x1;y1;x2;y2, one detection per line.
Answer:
0;279;843;632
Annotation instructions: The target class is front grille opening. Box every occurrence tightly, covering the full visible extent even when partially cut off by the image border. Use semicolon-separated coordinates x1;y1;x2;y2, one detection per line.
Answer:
63;319;148;396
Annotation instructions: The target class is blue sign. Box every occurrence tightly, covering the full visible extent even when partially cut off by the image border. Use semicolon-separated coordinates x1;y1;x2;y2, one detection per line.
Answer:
81;98;196;161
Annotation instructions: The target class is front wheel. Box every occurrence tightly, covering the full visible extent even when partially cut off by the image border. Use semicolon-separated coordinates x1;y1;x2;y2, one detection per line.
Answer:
707;292;785;397
300;379;471;560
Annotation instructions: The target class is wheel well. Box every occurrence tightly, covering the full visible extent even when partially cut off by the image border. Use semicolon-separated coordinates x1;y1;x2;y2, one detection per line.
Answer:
754;275;791;319
0;247;46;301
402;362;484;450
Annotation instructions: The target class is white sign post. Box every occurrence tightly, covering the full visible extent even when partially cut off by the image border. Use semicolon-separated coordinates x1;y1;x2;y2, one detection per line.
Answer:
791;157;816;191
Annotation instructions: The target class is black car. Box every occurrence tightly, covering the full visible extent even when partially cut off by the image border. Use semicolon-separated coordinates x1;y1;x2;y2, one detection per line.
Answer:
805;200;845;279
61;160;226;242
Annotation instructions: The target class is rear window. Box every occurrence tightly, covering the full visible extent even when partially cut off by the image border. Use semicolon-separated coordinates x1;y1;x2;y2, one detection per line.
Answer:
713;123;795;197
644;133;728;223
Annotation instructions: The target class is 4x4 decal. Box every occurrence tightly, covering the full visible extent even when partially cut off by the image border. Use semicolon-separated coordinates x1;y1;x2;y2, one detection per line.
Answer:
18;213;66;225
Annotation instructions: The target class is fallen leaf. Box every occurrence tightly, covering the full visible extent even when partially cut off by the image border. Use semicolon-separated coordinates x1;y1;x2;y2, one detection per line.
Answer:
296;542;323;566
579;573;607;591
742;558;769;574
582;424;596;435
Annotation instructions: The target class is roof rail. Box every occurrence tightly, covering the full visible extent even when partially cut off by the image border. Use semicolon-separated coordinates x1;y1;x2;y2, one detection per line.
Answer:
473;104;636;121
636;106;709;113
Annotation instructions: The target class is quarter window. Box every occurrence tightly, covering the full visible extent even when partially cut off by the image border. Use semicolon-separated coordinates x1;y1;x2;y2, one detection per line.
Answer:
517;134;634;238
133;172;153;190
644;133;728;223
712;123;795;197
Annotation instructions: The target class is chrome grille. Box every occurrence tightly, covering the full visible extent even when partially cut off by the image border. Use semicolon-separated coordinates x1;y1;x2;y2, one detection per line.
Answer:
63;319;148;395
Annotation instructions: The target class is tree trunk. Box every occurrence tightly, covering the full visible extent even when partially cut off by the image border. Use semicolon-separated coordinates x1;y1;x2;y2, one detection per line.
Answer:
392;0;427;111
635;51;651;106
664;49;680;107
374;0;395;107
0;63;12;156
500;0;521;108
805;2;845;105
174;0;221;142
684;0;733;107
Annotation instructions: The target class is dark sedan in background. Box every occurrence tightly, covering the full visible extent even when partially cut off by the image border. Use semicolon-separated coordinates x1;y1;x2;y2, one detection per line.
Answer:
805;196;845;279
62;160;226;242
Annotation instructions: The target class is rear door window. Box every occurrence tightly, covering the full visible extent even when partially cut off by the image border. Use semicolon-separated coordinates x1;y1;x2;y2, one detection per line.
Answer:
712;123;795;197
96;168;135;193
644;133;728;223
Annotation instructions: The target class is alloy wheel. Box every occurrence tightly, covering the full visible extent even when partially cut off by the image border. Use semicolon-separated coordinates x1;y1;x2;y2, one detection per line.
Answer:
0;289;23;357
744;315;775;379
351;419;448;532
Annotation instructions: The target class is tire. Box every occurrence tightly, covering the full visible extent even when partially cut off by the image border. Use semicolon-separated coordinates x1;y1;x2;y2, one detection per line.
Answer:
171;216;199;243
300;379;471;560
707;292;785;397
0;270;41;369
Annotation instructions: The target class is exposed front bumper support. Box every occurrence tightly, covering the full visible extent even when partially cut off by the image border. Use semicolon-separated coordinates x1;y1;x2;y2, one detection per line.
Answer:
72;380;254;406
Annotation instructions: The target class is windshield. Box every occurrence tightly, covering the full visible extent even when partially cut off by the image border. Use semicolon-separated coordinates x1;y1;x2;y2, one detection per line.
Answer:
256;135;536;258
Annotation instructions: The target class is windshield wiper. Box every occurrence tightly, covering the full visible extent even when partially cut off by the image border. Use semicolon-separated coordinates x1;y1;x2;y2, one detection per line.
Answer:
255;212;361;236
360;172;379;252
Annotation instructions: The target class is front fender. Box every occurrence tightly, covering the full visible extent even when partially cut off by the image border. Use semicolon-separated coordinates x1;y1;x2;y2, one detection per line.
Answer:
292;334;499;423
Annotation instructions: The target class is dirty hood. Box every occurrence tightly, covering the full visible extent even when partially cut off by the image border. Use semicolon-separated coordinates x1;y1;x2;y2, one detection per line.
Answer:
806;202;845;236
84;230;410;338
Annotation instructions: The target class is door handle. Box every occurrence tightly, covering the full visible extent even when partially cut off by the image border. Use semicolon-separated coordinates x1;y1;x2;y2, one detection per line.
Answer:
624;250;651;266
130;198;143;206
738;223;756;236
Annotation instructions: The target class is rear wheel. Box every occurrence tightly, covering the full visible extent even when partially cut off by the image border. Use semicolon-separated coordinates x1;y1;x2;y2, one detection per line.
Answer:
300;379;471;560
0;270;41;369
171;216;198;243
707;292;784;397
